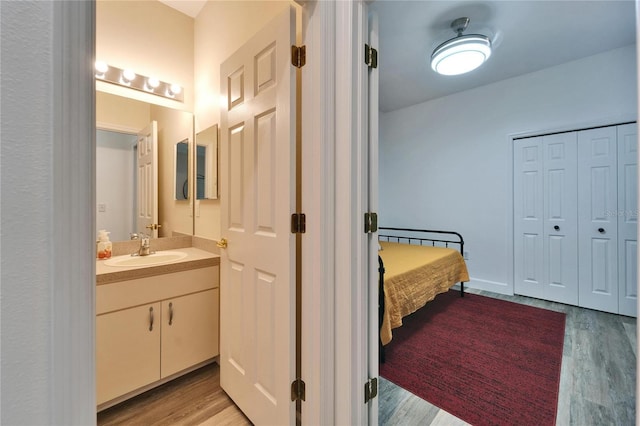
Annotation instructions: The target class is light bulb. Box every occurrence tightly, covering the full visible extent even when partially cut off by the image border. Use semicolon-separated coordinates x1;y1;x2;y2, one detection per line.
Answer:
145;77;160;91
121;69;136;83
94;61;108;74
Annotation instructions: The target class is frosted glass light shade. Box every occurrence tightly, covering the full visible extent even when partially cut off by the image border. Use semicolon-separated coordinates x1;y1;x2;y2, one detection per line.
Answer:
431;34;492;76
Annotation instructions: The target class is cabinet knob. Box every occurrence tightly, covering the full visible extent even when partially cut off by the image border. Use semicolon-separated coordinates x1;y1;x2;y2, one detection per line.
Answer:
553;225;560;231
598;228;605;234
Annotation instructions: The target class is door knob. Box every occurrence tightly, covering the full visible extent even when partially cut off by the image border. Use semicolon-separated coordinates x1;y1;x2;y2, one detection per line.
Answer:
217;238;228;249
598;228;605;234
146;223;162;231
553;225;560;231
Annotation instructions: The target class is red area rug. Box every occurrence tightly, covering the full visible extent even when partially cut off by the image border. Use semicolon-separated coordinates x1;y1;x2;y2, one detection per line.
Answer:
379;290;566;426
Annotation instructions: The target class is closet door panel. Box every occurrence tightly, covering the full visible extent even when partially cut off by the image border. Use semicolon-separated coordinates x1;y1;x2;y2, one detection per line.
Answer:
514;138;544;299
617;123;638;317
543;133;578;304
578;127;618;314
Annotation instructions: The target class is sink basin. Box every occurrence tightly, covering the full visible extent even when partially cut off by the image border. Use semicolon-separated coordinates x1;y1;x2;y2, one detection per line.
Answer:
103;251;188;267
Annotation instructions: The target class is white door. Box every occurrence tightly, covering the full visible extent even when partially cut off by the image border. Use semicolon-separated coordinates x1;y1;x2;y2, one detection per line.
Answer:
219;7;296;425
617;123;638;317
542;132;578;304
514;137;544;299
578;126;619;313
136;121;159;238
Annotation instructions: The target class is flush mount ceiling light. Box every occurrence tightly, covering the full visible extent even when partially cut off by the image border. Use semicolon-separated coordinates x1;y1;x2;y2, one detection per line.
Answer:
431;17;492;76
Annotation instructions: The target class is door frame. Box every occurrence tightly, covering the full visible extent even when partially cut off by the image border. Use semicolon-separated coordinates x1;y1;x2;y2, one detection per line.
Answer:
51;1;97;423
300;0;372;423
51;0;372;424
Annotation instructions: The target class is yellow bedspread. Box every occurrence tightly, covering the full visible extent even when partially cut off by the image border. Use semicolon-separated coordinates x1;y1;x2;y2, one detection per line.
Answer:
379;241;469;345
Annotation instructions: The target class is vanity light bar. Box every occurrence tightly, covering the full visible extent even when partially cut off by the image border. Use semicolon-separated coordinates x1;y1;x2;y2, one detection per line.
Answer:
94;62;184;103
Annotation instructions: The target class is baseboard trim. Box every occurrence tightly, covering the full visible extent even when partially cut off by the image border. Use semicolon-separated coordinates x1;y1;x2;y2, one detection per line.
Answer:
464;278;513;295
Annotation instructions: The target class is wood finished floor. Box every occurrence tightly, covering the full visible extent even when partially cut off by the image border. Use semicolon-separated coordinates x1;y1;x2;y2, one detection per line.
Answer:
97;289;636;426
96;362;251;426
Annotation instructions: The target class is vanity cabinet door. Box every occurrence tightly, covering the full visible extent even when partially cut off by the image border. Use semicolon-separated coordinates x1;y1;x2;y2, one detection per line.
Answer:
96;302;161;405
160;288;219;378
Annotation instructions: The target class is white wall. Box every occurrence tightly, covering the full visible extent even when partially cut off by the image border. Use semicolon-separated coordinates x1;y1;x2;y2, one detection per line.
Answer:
380;45;638;294
96;0;194;111
96;130;136;241
193;0;294;239
1;3;56;422
1;1;95;424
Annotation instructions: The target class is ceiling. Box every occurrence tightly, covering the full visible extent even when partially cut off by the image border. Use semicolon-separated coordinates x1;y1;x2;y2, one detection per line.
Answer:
370;0;637;112
158;0;206;18
158;0;636;113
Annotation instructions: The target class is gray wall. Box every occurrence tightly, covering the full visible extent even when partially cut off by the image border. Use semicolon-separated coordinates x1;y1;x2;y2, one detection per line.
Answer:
380;45;638;294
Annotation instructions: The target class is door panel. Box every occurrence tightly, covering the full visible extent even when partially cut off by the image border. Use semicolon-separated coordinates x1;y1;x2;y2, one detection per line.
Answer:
578;127;618;313
543;133;577;304
255;110;277;235
514;138;544;298
229;125;245;230
227;261;246;374
618;123;638;316
219;7;296;425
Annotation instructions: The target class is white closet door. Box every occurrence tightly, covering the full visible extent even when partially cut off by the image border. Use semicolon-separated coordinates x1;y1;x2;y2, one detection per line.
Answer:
617;123;638;317
578;126;619;313
514;137;544;299
543;133;578;304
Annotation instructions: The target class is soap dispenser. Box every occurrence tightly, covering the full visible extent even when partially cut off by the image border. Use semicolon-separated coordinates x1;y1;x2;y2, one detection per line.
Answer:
96;230;112;259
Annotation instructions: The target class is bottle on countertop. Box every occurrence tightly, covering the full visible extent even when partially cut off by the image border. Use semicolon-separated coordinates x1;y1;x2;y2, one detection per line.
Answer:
96;230;112;260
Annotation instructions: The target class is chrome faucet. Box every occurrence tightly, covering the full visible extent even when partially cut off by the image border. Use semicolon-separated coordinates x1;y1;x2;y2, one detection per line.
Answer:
132;233;154;256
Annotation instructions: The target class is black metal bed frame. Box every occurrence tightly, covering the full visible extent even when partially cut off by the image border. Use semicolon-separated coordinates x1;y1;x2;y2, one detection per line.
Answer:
378;227;466;363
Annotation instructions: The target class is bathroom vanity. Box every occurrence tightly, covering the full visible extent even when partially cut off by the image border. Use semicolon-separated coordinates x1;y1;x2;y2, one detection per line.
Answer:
96;247;220;409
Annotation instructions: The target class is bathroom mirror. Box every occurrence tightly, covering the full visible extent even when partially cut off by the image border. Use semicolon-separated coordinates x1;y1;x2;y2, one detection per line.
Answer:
175;139;190;200
96;91;194;242
195;124;218;200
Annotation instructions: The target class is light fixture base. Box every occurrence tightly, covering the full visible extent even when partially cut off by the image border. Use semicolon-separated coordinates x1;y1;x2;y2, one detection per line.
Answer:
94;63;184;102
450;17;470;35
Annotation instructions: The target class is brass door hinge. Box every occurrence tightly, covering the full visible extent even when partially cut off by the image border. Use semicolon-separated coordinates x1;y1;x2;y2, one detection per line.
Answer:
364;212;378;234
291;45;306;68
364;377;378;403
365;44;378;69
291;213;306;234
291;378;306;402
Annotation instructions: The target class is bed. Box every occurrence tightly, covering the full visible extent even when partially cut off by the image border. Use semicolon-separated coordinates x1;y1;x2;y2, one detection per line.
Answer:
378;227;470;361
